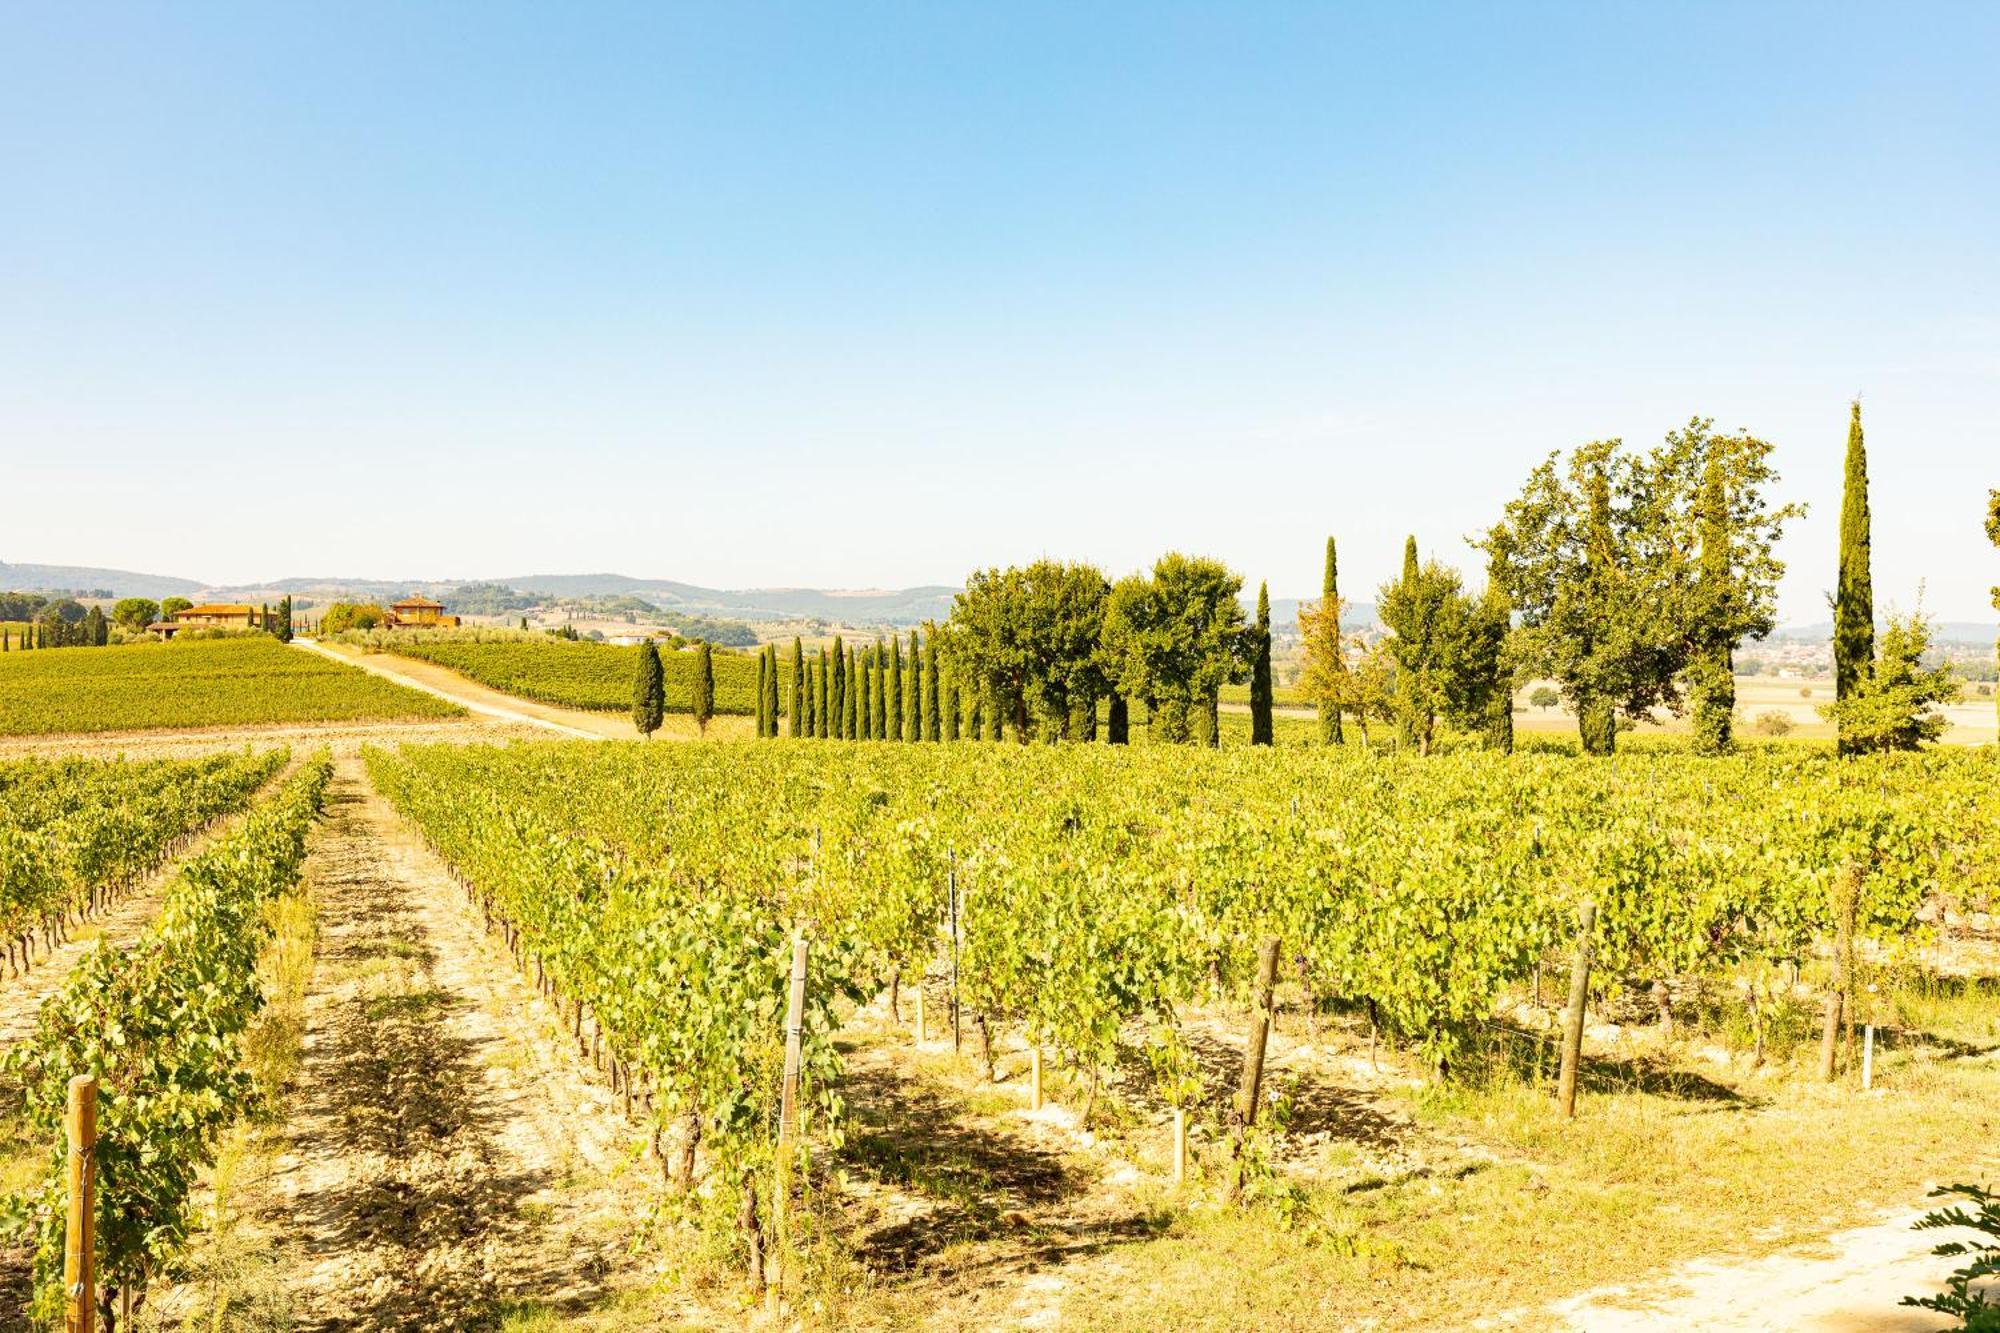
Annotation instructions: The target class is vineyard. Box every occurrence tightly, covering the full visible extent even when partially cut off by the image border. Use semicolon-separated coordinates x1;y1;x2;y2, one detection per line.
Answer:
1;754;330;1325
361;737;2000;1318
367;633;770;716
0;638;460;737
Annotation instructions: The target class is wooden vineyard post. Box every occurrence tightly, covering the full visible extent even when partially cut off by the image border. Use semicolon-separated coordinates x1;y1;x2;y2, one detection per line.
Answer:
65;1074;97;1333
1820;868;1857;1084
768;936;809;1304
1557;901;1596;1119
1227;936;1282;1199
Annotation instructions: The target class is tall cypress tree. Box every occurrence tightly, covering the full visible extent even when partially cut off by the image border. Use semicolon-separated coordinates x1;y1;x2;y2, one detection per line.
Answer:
633;640;665;739
692;641;715;735
942;666;959;741
770;645;784;736
1834;399;1874;756
756;649;771;737
1250;582;1274;745
789;638;805;737
1394;536;1422;750
846;645;860;738
830;637;846;738
873;642;889;739
814;647;826;737
887;638;904;741
905;630;922;741
1319;536;1343;744
923;629;941;740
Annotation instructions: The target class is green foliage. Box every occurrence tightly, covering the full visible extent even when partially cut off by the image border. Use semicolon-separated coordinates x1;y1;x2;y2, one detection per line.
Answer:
159;596;192;619
0;749;284;942
633;640;666;738
5;757;331;1321
1249;583;1274;746
1102;553;1247;747
944;560;1112;741
1482;421;1798;757
0;636;457;735
1377;552;1507;756
111;598;159;632
320;602;387;634
790;638;805;738
905;630;922;742
276;594;294;644
888;638;904;741
1817;613;1961;751
1836;400;1874;753
1529;686;1560;711
1901;1183;2000;1330
923;627;941;741
692;640;715;733
1314;536;1344;744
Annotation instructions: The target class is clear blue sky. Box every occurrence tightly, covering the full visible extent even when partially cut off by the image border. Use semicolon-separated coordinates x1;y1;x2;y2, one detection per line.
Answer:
4;3;1996;621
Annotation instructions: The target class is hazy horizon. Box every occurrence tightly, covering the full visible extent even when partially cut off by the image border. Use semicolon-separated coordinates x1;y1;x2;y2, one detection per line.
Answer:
4;5;1996;620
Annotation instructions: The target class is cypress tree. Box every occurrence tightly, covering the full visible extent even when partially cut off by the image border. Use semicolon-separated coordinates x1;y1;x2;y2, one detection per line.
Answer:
1250;582;1274;745
968;689;983;741
692;641;715;734
1394;536;1422;750
1107;693;1129;744
887;639;904;741
86;606;106;647
905;630;922;741
873;643;888;739
766;645;779;736
277;595;294;643
1319;536;1344;744
830;637;846;738
633;641;665;739
846;646;859;738
756;650;770;736
1834;399;1874;756
789;638;805;737
816;644;832;736
812;647;825;737
942;667;959;741
923;630;941;740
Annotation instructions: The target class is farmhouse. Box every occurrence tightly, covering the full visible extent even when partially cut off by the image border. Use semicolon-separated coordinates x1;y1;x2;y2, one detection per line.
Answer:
150;603;264;639
386;596;461;629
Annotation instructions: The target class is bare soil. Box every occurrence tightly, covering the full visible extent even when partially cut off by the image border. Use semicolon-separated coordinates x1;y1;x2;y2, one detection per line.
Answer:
212;756;657;1330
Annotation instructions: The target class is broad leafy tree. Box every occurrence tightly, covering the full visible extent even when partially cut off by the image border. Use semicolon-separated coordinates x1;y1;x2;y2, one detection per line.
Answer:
1101;553;1246;747
1377;549;1506;755
944;560;1112;742
112;598;159;632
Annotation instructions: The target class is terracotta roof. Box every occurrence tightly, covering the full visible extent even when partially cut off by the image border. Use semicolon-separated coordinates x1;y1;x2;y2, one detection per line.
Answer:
392;597;446;610
175;604;257;617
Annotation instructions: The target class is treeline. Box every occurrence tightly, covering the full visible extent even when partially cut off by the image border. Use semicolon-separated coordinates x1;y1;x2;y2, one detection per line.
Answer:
721;404;1984;756
2;595;301;651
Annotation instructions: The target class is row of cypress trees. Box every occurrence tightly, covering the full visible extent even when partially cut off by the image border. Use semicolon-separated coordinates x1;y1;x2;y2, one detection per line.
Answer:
631;638;716;738
755;628;979;743
2;606;111;650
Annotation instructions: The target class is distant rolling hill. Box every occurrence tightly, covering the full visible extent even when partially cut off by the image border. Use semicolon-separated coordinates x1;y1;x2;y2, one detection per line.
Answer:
0;559;204;601
499;574;962;626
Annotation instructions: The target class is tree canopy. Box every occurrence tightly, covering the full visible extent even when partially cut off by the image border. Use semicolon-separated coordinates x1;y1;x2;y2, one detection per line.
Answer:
1101;553;1247;746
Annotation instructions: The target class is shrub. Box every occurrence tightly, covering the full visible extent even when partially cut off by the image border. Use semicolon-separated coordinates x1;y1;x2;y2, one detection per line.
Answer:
1754;710;1793;738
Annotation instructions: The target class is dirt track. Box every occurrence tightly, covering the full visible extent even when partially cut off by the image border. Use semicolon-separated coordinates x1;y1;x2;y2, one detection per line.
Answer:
232;756;650;1330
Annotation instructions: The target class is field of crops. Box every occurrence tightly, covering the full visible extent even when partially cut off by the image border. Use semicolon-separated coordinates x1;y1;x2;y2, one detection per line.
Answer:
0;637;462;736
0;748;285;962
3;754;330;1320
367;738;2000;1279
377;634;771;715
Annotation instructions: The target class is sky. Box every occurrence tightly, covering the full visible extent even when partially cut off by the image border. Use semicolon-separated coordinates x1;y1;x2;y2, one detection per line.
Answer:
3;4;1997;623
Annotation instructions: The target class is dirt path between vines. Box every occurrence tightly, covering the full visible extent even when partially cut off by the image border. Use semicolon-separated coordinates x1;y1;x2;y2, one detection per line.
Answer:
0;755;300;1050
233;755;655;1330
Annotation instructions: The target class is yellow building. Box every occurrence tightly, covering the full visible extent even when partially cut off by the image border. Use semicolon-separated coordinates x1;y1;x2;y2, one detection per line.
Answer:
153;603;263;638
387;596;460;629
